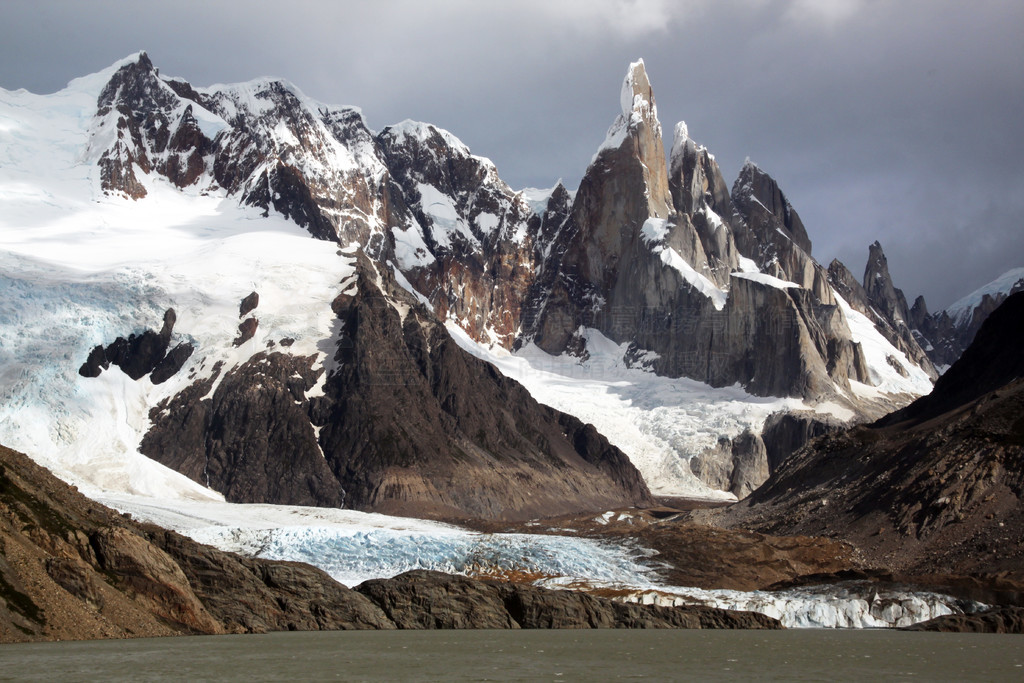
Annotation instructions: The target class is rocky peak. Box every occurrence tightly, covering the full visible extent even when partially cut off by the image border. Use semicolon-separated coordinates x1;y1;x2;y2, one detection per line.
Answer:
90;53;217;198
912;267;1024;369
596;59;672;220
620;59;659;133
96;51;177;116
668;121;741;287
863;241;910;324
732;161;812;255
827;258;870;314
856;242;937;378
909;295;929;330
377;119;538;348
728;162;832;301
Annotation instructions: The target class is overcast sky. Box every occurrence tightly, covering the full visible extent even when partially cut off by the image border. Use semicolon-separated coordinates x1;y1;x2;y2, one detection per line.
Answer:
2;0;1021;309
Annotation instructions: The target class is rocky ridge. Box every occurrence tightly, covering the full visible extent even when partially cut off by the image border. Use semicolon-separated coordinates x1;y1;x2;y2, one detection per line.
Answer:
89;54;931;404
131;253;652;521
720;293;1024;581
16;52;940;506
0;443;777;643
911;267;1024;369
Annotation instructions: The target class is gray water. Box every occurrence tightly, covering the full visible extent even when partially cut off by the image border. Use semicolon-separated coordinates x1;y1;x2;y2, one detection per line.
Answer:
2;629;1022;681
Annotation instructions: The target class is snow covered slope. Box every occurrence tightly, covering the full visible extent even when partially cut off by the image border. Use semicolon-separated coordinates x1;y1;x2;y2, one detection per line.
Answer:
0;60;356;499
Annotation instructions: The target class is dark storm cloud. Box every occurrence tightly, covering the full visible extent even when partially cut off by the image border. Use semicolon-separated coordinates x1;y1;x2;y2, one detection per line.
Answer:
2;0;1021;309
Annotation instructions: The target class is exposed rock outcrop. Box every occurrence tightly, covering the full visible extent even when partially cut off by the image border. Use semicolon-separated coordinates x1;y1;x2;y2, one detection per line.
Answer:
91;52;214;199
760;410;846;473
911;267;1024;369
141;351;346;508
689;430;769;499
721;293;1024;579
77;308;193;385
356;570;780;630
0;443;389;642
140;255;652;520
904;606;1024;633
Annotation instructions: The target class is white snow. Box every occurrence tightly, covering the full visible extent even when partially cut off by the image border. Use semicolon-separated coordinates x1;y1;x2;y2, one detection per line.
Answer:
445;324;809;501
475;211;500;233
737;256;761;273
639;217;670;242
836;294;934;397
0;70;356;499
657;247;729;310
619;58;650;118
945;266;1024;325
391;219;436;269
732;271;799;290
519;185;557;215
640;218;728;310
416;182;479;247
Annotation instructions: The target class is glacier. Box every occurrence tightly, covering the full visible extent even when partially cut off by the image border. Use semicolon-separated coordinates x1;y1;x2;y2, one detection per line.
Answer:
101;494;983;629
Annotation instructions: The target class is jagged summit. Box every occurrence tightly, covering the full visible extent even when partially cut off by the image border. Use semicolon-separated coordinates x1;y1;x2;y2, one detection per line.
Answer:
732;161;812;255
620;59;657;121
863;241;908;322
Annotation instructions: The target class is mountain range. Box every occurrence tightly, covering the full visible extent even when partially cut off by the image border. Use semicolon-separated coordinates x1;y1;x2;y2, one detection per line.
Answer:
2;52;1018;513
2;51;1023;639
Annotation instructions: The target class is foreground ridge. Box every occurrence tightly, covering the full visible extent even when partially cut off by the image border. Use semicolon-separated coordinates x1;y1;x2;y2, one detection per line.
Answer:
0;444;777;642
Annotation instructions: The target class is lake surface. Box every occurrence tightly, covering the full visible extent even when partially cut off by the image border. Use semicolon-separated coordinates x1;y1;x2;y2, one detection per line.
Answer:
2;629;1022;681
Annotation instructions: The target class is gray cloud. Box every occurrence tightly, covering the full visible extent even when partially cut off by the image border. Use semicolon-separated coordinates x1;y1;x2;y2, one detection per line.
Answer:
2;0;1021;309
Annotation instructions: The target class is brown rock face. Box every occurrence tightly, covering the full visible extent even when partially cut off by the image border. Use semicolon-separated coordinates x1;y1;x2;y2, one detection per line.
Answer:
377;121;538;349
0;444;389;642
92;53;213;199
140;254;651;521
356;570;781;630
905;607;1024;633
89;526;223;634
312;257;652;520
721;294;1024;579
142;351;346;508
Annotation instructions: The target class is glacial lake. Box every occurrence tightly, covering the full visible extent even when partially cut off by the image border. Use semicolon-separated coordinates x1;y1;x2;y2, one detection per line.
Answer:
2;629;1023;681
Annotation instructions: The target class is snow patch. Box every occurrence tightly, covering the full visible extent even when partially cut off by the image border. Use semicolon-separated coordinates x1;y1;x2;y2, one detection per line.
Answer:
732;271;799;290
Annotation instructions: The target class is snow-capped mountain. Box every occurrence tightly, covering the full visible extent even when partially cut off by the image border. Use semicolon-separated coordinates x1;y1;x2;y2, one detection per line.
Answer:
910;266;1024;370
0;52;937;512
